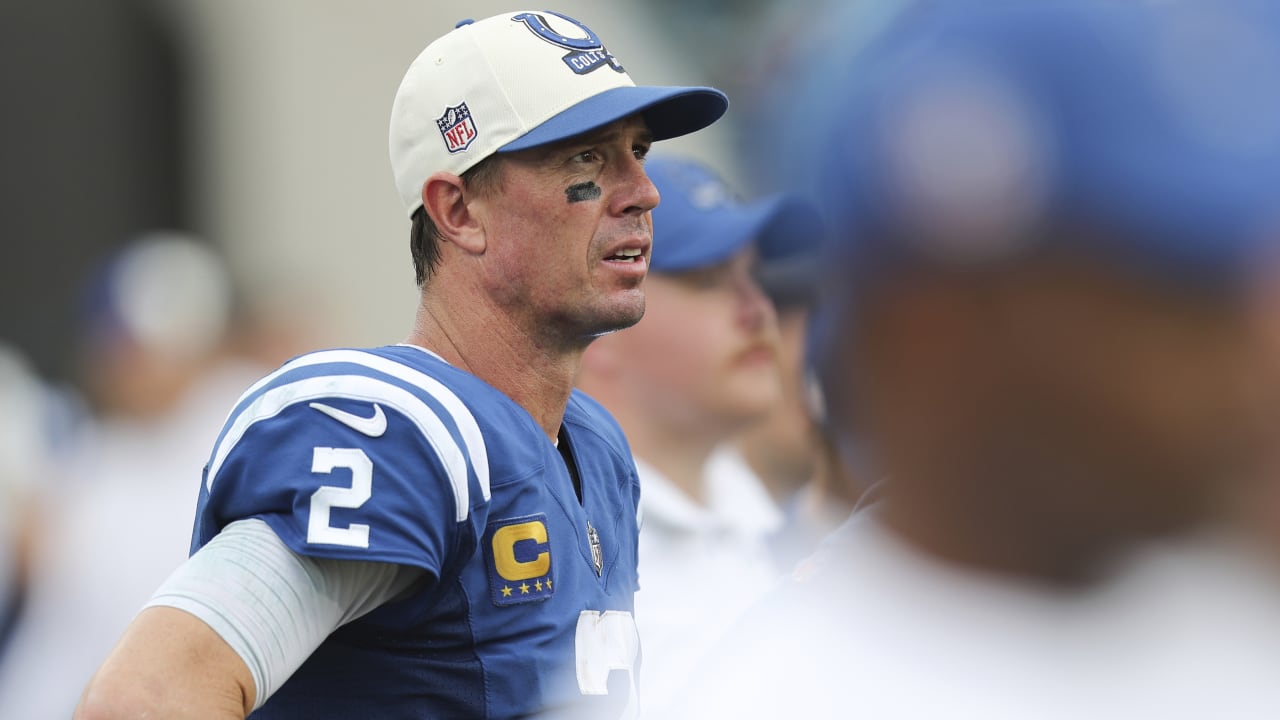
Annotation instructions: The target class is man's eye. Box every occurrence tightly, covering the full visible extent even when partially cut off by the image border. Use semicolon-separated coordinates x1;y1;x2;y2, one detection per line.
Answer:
572;150;599;164
633;145;650;162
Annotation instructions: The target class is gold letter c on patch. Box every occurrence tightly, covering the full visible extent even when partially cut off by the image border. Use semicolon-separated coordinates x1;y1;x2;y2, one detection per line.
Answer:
493;521;551;581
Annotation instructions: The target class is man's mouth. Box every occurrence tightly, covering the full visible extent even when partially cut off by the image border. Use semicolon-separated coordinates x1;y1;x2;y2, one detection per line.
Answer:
606;248;644;263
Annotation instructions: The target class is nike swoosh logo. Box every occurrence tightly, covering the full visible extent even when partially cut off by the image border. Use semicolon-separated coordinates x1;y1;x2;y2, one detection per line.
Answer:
309;401;387;438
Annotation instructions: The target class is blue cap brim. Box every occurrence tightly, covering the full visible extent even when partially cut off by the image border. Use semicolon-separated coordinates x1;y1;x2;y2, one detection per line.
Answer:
498;85;729;152
652;194;823;273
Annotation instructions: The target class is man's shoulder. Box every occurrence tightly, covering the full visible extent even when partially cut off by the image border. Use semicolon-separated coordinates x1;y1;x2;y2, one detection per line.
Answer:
206;344;538;487
224;344;528;430
195;345;516;564
244;344;484;395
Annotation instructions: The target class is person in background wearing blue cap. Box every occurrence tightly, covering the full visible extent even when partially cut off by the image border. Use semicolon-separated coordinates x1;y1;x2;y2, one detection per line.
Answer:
732;235;866;569
77;11;726;720
576;154;821;711
672;1;1280;717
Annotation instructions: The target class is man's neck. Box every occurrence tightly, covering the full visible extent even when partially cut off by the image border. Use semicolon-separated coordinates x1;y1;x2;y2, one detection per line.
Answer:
408;294;583;442
736;435;816;506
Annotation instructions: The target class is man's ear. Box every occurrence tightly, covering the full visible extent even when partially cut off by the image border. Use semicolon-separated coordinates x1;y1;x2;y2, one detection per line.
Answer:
421;171;486;254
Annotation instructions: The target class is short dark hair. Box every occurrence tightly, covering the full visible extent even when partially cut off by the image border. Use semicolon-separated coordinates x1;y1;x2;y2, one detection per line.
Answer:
410;155;504;286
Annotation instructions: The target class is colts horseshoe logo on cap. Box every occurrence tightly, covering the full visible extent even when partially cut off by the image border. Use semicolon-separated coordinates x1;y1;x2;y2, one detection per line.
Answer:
512;11;625;75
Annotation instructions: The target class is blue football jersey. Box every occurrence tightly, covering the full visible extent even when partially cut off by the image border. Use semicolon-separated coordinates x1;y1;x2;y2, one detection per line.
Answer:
192;345;643;718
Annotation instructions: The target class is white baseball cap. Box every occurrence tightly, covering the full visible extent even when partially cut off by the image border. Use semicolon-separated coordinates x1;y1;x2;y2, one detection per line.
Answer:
389;10;730;216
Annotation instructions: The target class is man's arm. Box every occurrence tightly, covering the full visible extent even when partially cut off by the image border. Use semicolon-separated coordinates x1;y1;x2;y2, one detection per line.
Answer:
75;606;254;720
74;518;426;719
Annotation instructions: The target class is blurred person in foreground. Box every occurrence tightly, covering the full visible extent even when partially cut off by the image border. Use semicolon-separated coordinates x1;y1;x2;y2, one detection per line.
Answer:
0;233;272;719
76;10;727;720
675;1;1280;717
577;155;819;710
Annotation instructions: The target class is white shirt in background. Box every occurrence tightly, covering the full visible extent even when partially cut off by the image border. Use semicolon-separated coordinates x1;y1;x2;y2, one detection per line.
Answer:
0;361;265;719
633;445;785;713
669;509;1280;719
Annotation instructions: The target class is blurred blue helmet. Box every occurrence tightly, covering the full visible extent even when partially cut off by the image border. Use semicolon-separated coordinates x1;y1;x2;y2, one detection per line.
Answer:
795;0;1280;289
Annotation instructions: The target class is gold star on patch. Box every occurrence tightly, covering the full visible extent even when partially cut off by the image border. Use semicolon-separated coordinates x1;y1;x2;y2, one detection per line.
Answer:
534;580;543;591
501;586;513;597
546;578;553;590
520;582;530;594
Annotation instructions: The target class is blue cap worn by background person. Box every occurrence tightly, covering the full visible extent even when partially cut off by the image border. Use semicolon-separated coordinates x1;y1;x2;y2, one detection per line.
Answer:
645;156;823;274
797;0;1280;289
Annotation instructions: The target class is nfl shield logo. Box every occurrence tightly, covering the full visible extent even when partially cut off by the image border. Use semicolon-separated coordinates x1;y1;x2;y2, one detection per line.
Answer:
436;102;478;154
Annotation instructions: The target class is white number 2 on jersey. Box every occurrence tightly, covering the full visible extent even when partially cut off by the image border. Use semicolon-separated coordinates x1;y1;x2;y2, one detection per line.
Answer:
307;447;372;547
576;610;641;719
307;447;640;719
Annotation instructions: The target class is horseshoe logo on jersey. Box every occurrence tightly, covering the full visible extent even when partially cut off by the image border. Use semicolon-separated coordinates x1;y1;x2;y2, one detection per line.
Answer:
512;11;624;75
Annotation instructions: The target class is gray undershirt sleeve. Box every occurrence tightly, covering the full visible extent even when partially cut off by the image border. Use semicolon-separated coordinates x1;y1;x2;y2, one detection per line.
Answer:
145;518;425;710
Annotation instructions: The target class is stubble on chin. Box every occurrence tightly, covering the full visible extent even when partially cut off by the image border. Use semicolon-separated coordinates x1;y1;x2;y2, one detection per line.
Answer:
554;293;647;346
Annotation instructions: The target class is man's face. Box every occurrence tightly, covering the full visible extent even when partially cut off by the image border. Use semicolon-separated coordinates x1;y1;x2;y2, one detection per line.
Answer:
742;305;820;463
613;248;783;435
1009;265;1276;535
823;253;1280;578
472;115;658;343
849;255;1280;541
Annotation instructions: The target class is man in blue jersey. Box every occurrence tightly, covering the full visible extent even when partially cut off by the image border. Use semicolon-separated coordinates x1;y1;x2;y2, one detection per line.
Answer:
76;10;726;719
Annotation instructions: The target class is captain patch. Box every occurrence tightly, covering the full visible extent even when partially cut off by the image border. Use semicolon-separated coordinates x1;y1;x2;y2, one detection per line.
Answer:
485;514;555;606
